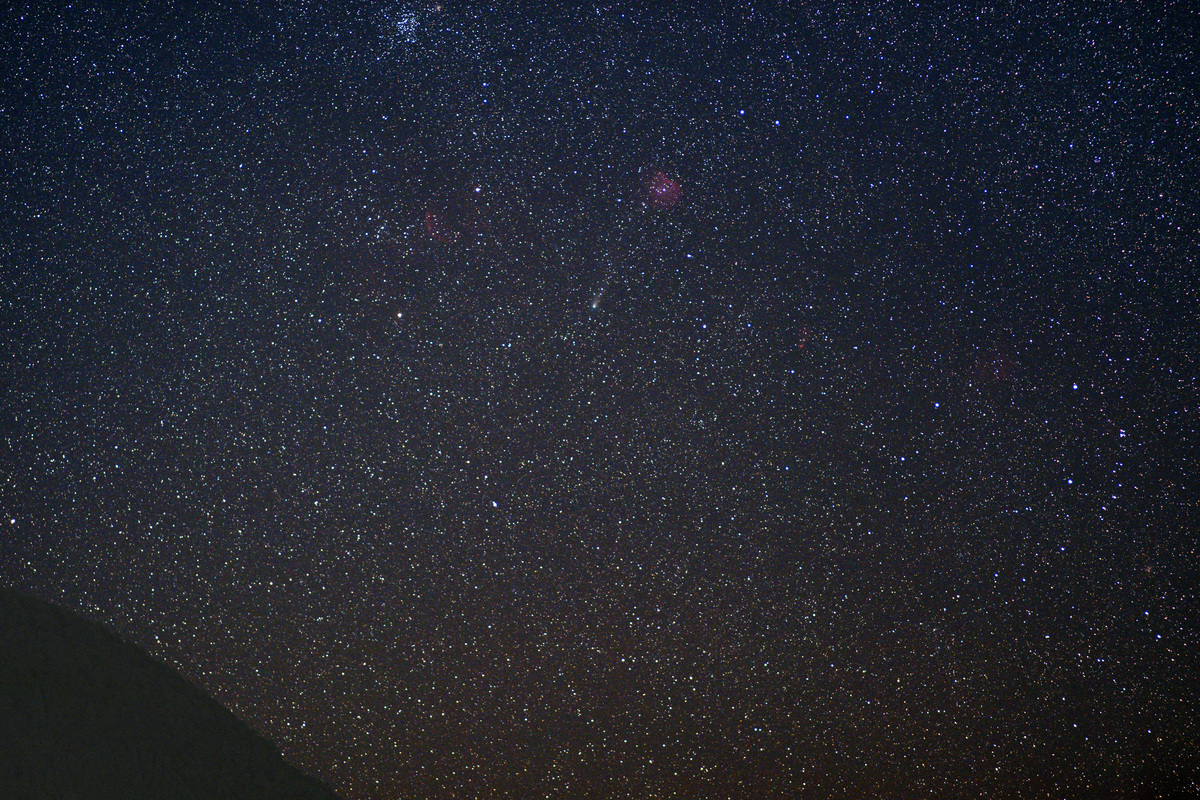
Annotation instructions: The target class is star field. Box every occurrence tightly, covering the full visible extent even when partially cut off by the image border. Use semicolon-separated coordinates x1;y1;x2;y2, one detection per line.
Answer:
1;2;1197;798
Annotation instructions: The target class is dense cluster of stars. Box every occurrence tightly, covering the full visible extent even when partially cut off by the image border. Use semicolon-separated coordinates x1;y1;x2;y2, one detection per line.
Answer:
1;2;1196;799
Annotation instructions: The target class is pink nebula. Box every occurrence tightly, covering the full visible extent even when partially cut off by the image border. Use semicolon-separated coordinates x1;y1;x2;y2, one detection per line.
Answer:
644;170;682;208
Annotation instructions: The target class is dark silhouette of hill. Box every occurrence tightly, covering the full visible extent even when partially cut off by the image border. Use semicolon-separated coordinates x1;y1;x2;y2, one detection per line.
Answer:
0;586;345;800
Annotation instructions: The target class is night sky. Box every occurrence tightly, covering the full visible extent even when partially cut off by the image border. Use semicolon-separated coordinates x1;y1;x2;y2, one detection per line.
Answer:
2;2;1198;798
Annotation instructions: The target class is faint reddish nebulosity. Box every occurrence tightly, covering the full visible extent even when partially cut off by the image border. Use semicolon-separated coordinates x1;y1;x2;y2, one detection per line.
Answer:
424;209;460;243
643;170;682;208
424;185;490;243
972;342;1019;389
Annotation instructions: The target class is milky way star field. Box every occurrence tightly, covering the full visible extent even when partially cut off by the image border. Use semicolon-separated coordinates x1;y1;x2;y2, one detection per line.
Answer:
1;2;1197;799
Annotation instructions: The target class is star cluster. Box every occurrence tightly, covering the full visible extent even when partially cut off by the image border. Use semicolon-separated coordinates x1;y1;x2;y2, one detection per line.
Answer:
1;2;1197;799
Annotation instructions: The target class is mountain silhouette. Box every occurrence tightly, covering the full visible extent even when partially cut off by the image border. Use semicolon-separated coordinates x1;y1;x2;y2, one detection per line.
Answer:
0;586;345;800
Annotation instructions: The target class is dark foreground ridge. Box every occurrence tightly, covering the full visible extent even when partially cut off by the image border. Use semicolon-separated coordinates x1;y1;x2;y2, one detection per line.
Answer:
0;586;345;800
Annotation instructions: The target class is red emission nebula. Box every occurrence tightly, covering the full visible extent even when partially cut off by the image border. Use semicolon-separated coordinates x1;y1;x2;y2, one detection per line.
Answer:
424;171;683;243
643;170;682;208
